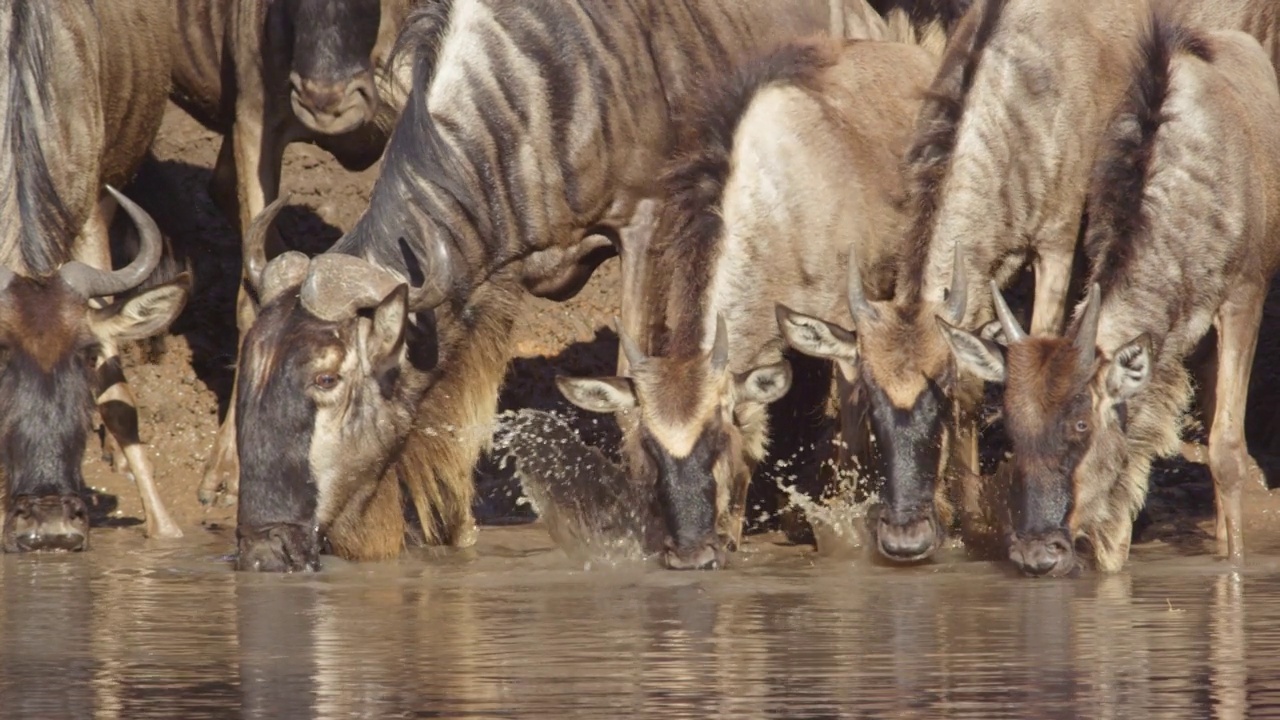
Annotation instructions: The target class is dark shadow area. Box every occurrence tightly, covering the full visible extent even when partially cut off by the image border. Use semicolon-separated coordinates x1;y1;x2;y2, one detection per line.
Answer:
119;153;347;419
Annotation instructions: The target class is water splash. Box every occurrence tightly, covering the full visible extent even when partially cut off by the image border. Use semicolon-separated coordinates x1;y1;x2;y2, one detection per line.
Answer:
769;437;881;558
492;409;659;568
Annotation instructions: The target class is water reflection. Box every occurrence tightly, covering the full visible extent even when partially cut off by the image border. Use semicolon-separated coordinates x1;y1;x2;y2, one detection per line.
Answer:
1;530;1279;718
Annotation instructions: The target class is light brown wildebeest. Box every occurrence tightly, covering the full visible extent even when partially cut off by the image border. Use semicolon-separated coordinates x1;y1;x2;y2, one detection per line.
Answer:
555;37;937;569
221;0;947;572
0;1;191;551
938;14;1280;575
775;0;1280;566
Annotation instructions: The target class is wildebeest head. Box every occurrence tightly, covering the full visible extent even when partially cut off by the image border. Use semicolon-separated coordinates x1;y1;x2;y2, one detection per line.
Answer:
776;246;971;563
556;316;792;570
939;282;1149;577
284;0;383;135
233;199;450;572
1;187;189;553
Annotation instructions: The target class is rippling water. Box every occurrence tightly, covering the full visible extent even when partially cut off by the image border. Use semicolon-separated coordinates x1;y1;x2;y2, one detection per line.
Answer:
3;524;1280;719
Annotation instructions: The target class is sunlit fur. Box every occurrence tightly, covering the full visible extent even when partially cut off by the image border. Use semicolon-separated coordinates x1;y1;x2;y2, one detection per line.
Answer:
234;0;918;565
787;0;1156;555
992;17;1280;572
559;36;936;562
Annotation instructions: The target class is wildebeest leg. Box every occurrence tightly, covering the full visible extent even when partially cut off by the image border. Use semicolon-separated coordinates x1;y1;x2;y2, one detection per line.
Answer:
209;136;240;230
1207;289;1265;563
75;197;183;539
1029;246;1075;336
615;199;659;376
1090;504;1134;573
76;195;128;471
96;360;183;539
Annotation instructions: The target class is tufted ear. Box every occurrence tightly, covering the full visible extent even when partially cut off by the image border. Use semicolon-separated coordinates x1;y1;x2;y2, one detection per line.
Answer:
555;376;637;414
936;315;1006;384
1105;333;1152;402
735;361;792;405
90;272;191;342
365;284;408;376
978;319;1008;346
776;304;858;363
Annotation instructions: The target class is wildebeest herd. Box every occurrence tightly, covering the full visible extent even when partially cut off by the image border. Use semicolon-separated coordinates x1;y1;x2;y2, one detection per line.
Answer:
5;0;1280;580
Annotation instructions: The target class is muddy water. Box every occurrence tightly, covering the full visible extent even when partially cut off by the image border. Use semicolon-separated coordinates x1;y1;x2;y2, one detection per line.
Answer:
2;525;1280;719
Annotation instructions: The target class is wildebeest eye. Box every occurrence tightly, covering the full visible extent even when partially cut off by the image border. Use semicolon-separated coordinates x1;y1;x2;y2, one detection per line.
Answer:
314;373;340;390
1074;420;1089;433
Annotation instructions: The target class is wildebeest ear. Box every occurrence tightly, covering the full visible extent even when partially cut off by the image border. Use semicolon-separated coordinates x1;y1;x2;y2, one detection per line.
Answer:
935;315;1005;383
1105;333;1152;401
555;376;637;413
978;319;1008;346
90;272;191;342
366;284;408;373
735;361;792;405
775;304;858;363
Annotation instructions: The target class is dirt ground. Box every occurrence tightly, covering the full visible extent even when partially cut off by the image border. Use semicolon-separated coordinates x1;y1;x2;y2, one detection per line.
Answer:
84;102;1280;558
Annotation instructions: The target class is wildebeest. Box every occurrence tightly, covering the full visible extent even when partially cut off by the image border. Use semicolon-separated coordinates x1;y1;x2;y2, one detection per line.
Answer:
775;0;1160;563
168;0;420;506
0;1;191;551
226;0;918;572
938;15;1280;575
556;38;936;569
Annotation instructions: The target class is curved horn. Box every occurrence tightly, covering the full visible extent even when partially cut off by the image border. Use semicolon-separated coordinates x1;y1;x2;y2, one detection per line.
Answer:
710;313;729;372
989;279;1026;343
298;254;400;321
258;250;311;307
1073;283;1102;367
613;316;645;369
244;194;290;295
846;244;881;326
944;245;968;325
405;238;452;312
60;186;161;298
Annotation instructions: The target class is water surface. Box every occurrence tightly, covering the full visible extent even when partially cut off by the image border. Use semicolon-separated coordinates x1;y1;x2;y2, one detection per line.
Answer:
1;525;1278;719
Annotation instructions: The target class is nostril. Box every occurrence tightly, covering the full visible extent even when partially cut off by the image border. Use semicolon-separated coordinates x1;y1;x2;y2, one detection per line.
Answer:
1047;537;1072;557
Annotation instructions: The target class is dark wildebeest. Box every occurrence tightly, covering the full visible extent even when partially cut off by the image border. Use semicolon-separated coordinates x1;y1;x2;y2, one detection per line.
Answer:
555;38;937;569
939;15;1280;575
0;2;191;551
226;0;917;572
167;0;421;506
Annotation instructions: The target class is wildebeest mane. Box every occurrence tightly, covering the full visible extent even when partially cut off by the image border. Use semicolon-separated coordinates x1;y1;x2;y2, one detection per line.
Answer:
1083;12;1213;301
345;0;487;274
657;39;838;354
870;0;975;35
897;0;1007;299
3;3;77;275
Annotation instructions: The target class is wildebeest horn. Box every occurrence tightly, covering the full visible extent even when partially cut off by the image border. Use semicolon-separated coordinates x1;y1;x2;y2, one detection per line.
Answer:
1073;283;1102;367
944;244;968;325
845;245;880;326
258;251;311;307
60;186;161;299
710;313;729;372
244;195;290;295
613;316;645;369
300;254;410;322
989;280;1026;343
403;238;452;312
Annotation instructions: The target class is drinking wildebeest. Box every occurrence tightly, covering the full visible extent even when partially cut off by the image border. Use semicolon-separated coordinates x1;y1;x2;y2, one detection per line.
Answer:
774;0;1162;563
0;1;191;551
168;0;422;508
938;15;1280;575
556;37;937;570
226;0;917;572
